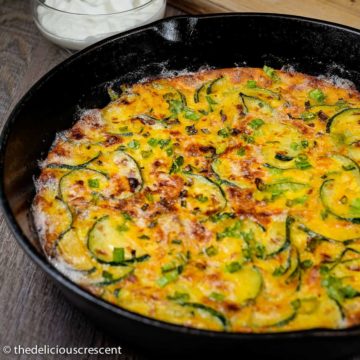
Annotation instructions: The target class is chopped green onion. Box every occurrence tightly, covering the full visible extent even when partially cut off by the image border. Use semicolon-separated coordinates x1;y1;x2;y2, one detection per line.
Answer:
206;95;217;105
157;269;180;287
102;271;113;281
161;262;177;273
147;138;158;147
295;155;312;170
107;87;119;101
237;147;246;156
300;259;313;269
128;139;140;149
158;139;170;149
167;292;190;303
263;65;279;80
209;292;225;301
169;156;184;174
122;212;132;221
172;239;182;245
205;245;218;257
225;261;242;273
246;80;257;88
300;112;316;121
184;109;201;121
248;118;265;130
309;89;326;103
166;147;174;156
117;223;129;232
141;150;153;159
218;128;230;138
88;179;99;188
301;140;309;148
196;194;208;203
242;134;255;143
113;247;125;262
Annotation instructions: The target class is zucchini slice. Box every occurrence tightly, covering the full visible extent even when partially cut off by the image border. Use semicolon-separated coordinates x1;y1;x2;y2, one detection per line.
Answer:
267;216;294;258
348;145;360;165
240;87;280;101
271;247;293;277
321;179;360;223
194;76;224;103
46;141;101;169
255;179;309;205
240;93;273;115
320;157;360;224
266;299;301;328
260;123;303;170
52;197;73;237
57;229;96;271
181;302;229;330
207;76;224;95
59;168;108;205
258;181;308;193
297;222;359;248
194;83;206;103
285;248;302;291
309;104;348;120
225;265;263;304
259;220;287;257
321;268;360;317
131;114;167;129
218;216;292;259
182;174;226;214
35;194;73;253
329;248;360;271
327;108;360;145
88;150;143;199
330;153;360;172
47;153;100;170
87;216;148;264
96;268;135;286
252;299;301;328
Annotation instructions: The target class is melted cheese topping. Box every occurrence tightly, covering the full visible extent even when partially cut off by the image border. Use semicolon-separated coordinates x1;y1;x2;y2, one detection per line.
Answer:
33;67;360;332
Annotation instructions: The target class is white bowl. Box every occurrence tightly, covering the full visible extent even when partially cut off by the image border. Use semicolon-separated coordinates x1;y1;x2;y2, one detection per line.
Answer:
32;0;167;51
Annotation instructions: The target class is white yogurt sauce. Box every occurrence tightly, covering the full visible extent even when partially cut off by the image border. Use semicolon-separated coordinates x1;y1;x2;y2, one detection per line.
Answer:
35;0;166;50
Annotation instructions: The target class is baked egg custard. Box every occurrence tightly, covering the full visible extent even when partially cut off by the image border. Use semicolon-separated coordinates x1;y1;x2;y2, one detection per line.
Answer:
33;67;360;332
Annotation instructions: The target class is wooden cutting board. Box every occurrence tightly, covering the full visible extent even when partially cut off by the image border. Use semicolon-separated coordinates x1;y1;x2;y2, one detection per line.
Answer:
168;0;360;29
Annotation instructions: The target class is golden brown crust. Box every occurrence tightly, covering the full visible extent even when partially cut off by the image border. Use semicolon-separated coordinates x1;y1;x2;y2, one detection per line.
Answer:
33;67;360;333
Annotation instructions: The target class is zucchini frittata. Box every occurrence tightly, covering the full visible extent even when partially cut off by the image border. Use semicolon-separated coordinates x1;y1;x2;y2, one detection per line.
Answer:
33;67;360;332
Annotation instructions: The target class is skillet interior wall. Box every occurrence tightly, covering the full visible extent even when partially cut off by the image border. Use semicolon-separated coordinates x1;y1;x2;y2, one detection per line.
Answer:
2;14;360;253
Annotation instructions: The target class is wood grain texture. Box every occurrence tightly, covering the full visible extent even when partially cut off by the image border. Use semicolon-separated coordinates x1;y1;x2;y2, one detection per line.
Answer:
169;0;360;29
0;2;183;359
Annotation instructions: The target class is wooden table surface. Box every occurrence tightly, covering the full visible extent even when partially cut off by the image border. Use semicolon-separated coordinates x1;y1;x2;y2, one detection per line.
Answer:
169;0;360;29
1;1;360;360
0;2;183;359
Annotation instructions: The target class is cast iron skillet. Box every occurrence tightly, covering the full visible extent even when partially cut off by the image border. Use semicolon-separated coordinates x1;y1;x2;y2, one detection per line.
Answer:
1;13;360;359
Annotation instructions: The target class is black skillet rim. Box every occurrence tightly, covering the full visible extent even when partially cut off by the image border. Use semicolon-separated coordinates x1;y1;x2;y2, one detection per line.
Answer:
1;12;360;340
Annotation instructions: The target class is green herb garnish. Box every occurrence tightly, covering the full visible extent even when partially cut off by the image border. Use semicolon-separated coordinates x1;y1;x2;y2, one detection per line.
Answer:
309;89;326;103
249;118;265;129
225;261;242;273
113;247;125;263
88;178;99;188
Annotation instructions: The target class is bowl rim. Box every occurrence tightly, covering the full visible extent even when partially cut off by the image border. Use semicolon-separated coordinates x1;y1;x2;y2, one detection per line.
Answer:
2;12;360;340
33;0;160;16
